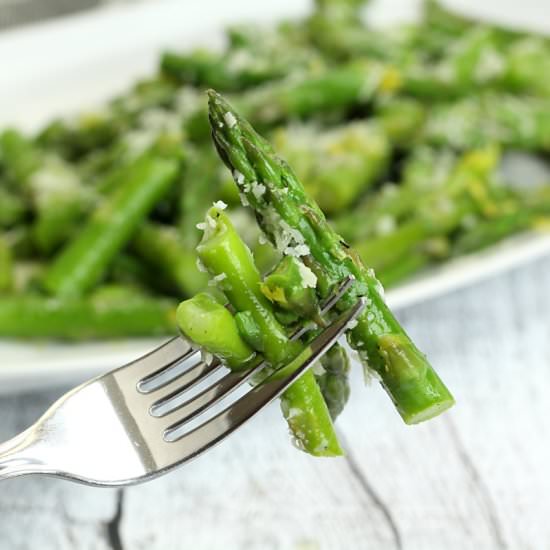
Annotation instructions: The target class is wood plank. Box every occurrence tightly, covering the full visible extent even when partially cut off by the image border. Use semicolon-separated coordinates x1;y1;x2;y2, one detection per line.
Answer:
0;390;118;550
0;256;548;549
337;255;550;550
120;256;550;549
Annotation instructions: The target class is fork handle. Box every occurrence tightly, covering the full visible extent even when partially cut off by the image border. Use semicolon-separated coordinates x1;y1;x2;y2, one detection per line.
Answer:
0;429;43;480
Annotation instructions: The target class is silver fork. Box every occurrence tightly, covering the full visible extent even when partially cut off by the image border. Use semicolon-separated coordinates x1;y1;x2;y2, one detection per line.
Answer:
0;279;364;487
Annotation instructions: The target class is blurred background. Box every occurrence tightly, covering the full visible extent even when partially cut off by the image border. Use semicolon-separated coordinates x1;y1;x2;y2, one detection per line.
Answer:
0;0;128;29
0;0;549;548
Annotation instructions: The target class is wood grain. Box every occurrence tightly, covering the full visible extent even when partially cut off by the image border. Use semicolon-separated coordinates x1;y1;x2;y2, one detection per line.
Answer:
0;256;549;549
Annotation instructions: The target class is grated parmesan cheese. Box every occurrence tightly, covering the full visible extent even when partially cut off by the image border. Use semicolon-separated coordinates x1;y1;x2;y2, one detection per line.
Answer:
200;350;213;365
284;244;310;257
313;438;329;455
223;111;237;128
296;261;317;288
239;192;249;207
375;215;396;236
251;182;266;200
196;258;207;273
233;170;245;184
286;407;302;419
312;363;326;376
208;272;227;287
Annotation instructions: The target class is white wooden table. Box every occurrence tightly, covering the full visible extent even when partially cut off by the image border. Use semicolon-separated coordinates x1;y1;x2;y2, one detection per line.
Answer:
1;256;549;550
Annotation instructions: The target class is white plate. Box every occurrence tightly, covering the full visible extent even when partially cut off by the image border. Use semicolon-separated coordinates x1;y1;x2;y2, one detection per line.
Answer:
1;0;549;393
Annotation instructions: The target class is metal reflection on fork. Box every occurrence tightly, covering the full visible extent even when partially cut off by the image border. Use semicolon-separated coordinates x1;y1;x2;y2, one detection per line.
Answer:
0;276;364;487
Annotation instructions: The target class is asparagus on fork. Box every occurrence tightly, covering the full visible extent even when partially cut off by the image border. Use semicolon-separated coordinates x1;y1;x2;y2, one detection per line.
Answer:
207;90;454;425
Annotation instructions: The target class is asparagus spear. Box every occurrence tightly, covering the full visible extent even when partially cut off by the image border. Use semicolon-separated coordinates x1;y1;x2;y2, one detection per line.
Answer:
315;342;351;420
131;222;209;297
191;204;342;456
176;292;257;370
42;151;180;298
208;90;454;424
260;255;320;323
0;286;177;340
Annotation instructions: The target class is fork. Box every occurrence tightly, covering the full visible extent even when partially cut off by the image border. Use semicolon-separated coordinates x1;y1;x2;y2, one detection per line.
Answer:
0;278;364;487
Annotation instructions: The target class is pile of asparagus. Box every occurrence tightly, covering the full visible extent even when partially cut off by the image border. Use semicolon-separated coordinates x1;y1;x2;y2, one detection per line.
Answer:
1;0;549;343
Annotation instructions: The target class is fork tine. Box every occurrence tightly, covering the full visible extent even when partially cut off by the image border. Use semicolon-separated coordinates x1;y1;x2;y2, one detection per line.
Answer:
150;275;356;425
289;275;355;340
117;336;195;386
152;360;267;429
140;356;223;404
164;298;366;461
141;275;355;399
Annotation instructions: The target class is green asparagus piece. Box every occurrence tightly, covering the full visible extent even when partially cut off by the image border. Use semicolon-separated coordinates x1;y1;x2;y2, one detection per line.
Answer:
3;226;35;260
38;77;178;160
260;255;320;322
0;286;177;340
0;188;26;228
208;91;454;424
306;0;402;62
197;206;296;365
108;253;161;291
195;205;342;456
452;204;542;255
272;122;390;215
132;222;209;296
402;28;506;98
38;112;121;161
11;261;45;294
1;129;95;252
178;147;221;247
376;252;431;288
0;129;41;186
30;156;97;253
42;151;180;297
183;60;396;139
423;94;550;152
0;235;14;293
177;292;256;370
376;97;426;147
110;77;179;121
241;60;401;126
161;49;286;91
497;37;550;96
354;146;502;271
315;343;351;420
